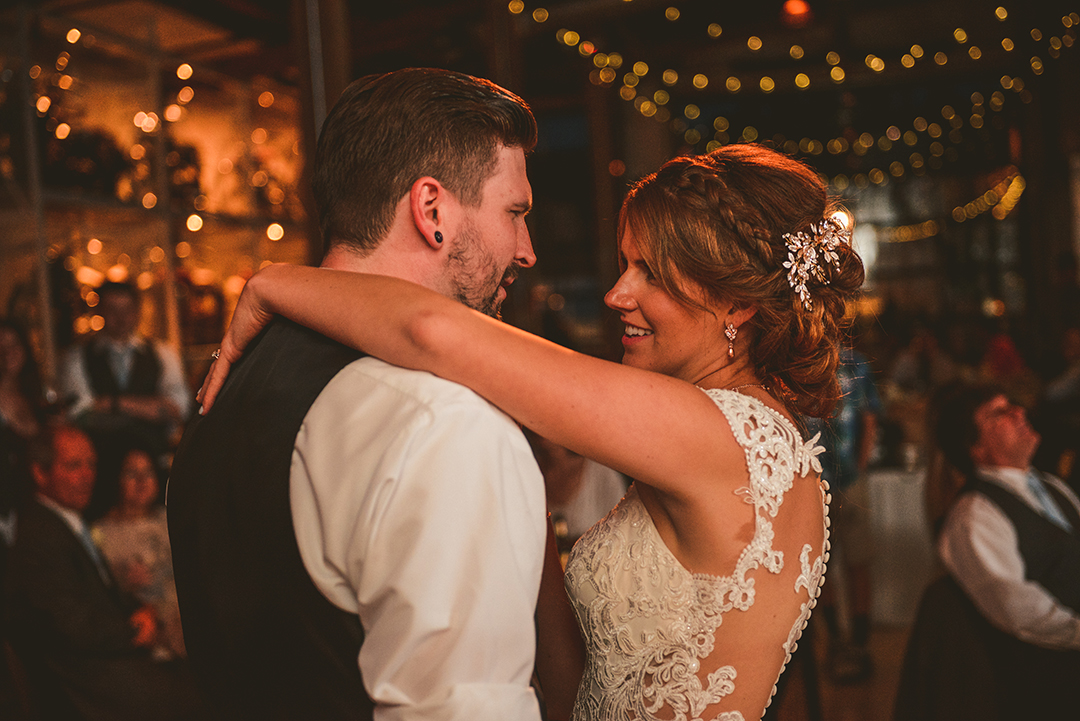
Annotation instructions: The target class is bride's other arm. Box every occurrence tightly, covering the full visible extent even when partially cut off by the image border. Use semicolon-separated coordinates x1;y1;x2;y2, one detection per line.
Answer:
199;264;742;498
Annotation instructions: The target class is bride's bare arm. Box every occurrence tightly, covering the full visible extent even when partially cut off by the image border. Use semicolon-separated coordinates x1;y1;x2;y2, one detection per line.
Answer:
199;264;741;497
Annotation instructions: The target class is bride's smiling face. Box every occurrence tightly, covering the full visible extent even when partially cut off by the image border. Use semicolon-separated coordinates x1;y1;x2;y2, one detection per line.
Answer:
604;230;730;383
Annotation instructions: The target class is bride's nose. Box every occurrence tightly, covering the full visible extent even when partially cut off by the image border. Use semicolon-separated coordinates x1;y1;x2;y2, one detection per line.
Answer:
604;274;636;311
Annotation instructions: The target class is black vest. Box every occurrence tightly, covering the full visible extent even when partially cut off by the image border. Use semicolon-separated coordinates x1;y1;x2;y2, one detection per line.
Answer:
168;319;373;720
964;475;1080;613
84;338;162;396
951;476;1080;717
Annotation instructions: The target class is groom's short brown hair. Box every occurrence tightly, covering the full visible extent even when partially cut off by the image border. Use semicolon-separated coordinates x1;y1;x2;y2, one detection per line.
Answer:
313;68;537;256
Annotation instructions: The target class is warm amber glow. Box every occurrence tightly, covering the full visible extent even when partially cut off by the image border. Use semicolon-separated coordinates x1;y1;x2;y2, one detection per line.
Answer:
258;91;274;107
178;86;194;104
532;8;548;22
187;214;203;231
795;73;810;89
707;23;722;38
176;63;193;80
36;96;51;113
665;7;680;21
164;104;182;122
267;223;284;241
87;238;102;254
66;28;81;43
55;123;70;139
692;73;708;88
176;241;192;258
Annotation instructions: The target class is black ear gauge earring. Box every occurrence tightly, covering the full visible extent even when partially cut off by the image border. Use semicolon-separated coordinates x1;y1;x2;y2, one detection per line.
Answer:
434;231;444;244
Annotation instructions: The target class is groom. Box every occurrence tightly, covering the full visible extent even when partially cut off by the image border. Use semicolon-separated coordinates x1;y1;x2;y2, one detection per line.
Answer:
167;69;547;720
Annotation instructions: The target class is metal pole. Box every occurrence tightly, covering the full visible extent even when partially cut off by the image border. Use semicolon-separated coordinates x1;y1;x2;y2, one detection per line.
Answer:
305;0;327;134
18;3;57;386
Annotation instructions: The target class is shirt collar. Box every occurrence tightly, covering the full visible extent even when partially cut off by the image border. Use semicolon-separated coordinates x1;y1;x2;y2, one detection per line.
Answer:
36;493;89;538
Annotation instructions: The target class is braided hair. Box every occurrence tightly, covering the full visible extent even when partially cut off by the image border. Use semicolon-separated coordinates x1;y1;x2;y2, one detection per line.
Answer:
619;144;865;418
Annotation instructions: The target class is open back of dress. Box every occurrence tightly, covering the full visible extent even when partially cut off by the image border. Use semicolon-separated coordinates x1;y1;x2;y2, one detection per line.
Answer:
564;388;828;721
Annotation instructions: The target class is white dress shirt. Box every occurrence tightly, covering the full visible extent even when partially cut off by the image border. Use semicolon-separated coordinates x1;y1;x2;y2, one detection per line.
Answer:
292;357;547;721
56;336;191;420
938;465;1080;651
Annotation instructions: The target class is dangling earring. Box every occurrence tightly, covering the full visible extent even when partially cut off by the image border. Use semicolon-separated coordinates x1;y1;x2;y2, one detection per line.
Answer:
725;322;737;359
434;231;444;244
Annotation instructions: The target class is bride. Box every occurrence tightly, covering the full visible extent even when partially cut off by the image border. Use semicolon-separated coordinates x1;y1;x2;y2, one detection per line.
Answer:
200;144;864;721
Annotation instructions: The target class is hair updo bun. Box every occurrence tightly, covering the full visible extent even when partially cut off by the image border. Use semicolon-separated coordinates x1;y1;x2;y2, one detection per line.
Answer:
620;143;866;418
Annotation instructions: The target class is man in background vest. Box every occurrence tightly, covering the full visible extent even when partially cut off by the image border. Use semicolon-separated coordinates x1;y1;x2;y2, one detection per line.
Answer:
168;69;552;720
57;280;190;467
927;383;1080;717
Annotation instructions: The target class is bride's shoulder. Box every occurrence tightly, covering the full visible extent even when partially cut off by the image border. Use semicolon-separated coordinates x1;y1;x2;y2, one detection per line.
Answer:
700;388;814;449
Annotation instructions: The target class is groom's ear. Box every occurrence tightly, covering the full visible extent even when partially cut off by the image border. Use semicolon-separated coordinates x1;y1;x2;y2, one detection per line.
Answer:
410;176;449;251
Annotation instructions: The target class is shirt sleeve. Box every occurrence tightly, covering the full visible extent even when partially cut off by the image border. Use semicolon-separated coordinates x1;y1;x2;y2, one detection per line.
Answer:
938;493;1080;650
55;345;95;419
153;343;192;420
292;364;546;721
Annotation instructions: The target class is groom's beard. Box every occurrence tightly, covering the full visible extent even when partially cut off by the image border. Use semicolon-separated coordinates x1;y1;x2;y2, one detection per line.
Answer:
446;221;518;320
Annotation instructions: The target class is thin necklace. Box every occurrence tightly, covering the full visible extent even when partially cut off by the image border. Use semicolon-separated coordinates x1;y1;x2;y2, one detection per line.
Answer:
725;383;769;392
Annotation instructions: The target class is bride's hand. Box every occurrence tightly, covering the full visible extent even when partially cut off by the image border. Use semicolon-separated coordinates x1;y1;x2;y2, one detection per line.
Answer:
195;266;279;414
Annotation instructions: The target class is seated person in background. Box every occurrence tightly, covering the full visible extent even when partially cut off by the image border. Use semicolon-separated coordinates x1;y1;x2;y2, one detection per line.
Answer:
92;444;185;660
527;430;627;564
897;382;1080;720
56;281;190;466
5;426;202;720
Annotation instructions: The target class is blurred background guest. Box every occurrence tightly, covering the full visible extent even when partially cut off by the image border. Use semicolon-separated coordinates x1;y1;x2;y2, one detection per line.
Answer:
5;425;202;720
811;345;883;684
92;443;185;660
0;320;44;520
896;383;1080;720
55;281;191;514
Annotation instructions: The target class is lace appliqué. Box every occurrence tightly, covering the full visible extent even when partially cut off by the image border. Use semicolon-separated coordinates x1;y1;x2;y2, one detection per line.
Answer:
565;390;828;721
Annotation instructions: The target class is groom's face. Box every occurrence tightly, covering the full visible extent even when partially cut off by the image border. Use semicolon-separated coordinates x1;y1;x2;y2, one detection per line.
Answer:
446;145;535;318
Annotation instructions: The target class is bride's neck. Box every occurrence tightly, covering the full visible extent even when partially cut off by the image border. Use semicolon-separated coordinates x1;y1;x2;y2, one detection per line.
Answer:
693;357;760;391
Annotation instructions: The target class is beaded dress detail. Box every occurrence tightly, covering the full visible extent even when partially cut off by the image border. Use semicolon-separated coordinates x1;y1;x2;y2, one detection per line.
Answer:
564;389;828;721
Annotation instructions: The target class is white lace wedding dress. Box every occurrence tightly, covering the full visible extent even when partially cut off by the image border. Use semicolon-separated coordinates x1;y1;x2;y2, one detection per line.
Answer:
564;389;829;721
